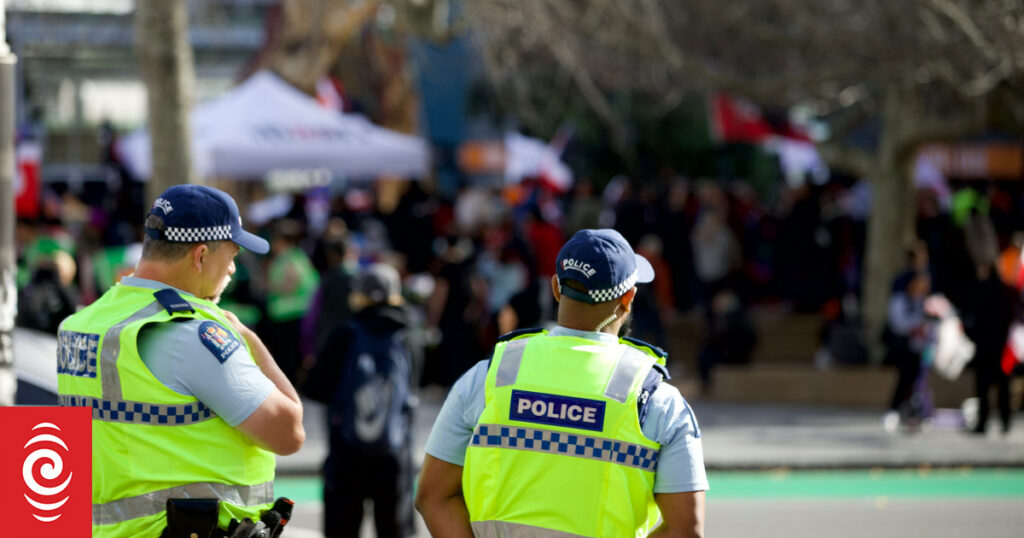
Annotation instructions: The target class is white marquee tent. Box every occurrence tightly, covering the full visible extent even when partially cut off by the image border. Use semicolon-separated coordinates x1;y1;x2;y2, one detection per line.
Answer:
119;70;430;180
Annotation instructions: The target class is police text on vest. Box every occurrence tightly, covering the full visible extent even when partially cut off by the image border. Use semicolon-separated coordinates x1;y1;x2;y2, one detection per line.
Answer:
509;390;606;432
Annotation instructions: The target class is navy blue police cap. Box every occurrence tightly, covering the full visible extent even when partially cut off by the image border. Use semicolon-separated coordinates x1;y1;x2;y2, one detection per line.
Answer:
555;229;654;304
145;184;270;255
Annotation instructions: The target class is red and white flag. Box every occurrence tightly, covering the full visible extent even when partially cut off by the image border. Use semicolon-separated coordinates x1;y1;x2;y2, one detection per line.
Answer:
709;93;827;185
708;93;811;144
505;129;575;193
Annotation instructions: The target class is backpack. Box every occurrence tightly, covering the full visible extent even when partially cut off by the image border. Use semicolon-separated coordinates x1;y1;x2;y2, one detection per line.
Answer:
329;321;413;455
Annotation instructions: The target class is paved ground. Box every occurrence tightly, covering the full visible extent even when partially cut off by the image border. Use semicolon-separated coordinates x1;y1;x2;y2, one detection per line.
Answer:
275;468;1024;537
279;387;1024;475
274;387;1024;537
705;498;1024;538
694;401;1024;469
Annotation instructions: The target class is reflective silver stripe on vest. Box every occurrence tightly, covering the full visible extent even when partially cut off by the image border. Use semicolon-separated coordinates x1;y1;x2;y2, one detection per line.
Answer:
59;394;216;425
93;480;274;526
101;301;165;401
494;338;530;388
61;299;225;424
471;520;587;538
189;301;218;318
470;423;658;472
603;346;648;404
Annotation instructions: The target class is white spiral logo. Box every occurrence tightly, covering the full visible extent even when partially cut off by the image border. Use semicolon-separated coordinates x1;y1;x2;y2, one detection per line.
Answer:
22;422;73;523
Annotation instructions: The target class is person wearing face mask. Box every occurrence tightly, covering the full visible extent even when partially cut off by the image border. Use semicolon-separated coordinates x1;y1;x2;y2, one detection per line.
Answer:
56;185;304;537
416;229;708;538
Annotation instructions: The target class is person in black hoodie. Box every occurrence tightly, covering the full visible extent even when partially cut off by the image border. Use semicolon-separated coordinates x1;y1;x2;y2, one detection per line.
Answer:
302;263;420;537
961;261;1016;435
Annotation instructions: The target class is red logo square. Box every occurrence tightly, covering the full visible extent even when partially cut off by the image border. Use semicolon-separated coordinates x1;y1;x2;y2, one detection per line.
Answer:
0;406;92;538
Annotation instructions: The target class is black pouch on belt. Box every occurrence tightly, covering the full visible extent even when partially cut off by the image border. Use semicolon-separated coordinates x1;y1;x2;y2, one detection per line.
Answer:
161;498;221;538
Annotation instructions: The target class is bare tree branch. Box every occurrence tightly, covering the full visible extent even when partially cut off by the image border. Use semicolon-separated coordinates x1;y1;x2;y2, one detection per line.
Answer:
900;101;988;151
928;0;999;62
818;142;875;178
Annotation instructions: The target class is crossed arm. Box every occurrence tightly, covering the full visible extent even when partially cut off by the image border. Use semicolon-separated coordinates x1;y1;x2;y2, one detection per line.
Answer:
414;454;705;538
224;310;306;456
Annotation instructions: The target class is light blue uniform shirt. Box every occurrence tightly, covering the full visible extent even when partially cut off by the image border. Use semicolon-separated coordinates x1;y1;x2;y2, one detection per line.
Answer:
424;326;709;493
124;277;275;426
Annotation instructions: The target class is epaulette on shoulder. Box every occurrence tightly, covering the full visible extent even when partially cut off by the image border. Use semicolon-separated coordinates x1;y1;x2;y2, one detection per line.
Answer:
651;362;670;380
496;327;546;343
620;336;668;360
153;288;195;315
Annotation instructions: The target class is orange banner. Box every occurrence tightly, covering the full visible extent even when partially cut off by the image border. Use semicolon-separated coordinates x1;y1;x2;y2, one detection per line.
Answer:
916;143;1024;180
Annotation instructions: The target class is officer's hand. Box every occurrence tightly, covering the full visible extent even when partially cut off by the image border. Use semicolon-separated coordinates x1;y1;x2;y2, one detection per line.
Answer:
221;309;250;337
222;309;266;355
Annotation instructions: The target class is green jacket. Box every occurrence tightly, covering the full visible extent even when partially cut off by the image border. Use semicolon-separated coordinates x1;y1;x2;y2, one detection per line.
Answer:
266;247;319;322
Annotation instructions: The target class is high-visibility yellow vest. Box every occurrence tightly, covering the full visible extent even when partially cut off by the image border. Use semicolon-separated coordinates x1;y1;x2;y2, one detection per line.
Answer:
57;283;276;537
463;331;663;537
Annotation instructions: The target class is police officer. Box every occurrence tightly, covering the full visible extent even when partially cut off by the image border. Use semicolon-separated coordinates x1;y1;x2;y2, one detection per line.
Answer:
57;185;305;537
416;229;708;537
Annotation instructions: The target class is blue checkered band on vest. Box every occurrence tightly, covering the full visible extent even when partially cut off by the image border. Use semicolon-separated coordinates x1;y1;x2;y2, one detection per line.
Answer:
163;225;232;243
470;423;658;472
59;394;216;425
588;269;638;303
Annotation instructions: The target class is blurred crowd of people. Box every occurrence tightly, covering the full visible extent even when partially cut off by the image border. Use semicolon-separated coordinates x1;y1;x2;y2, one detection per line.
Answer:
13;173;847;384
13;167;1024;432
883;190;1024;435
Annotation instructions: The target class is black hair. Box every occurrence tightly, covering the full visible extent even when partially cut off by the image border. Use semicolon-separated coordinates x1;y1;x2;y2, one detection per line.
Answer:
141;214;223;262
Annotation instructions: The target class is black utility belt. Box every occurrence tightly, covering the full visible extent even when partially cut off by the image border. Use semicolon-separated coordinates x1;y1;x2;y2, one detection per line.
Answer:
161;497;294;538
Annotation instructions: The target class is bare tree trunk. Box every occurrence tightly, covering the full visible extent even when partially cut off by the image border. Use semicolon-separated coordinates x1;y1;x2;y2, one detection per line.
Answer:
862;83;916;364
267;0;380;95
136;0;197;201
0;5;17;406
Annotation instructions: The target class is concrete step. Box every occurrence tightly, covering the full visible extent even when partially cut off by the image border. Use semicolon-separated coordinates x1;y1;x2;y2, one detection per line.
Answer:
750;313;823;364
664;311;827;369
704;364;978;408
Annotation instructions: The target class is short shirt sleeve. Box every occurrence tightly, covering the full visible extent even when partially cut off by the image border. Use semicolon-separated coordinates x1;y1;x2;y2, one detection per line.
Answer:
423;360;490;466
641;382;709;493
138;319;275;426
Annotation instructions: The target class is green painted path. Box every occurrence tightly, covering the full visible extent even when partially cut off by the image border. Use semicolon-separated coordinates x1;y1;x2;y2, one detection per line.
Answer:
274;468;1024;504
704;468;1024;499
274;476;324;504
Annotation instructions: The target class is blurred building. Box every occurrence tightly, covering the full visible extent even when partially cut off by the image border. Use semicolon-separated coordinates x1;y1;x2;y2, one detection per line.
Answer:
6;0;273;184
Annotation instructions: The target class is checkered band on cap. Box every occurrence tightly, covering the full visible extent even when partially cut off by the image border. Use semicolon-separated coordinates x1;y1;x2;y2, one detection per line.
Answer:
587;269;638;303
162;225;232;243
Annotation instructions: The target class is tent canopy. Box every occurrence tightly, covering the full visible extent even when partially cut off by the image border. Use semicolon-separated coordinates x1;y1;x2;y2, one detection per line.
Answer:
120;71;430;180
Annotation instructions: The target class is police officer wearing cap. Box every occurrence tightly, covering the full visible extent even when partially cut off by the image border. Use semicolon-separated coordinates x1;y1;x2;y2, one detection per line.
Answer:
416;229;708;537
57;185;305;537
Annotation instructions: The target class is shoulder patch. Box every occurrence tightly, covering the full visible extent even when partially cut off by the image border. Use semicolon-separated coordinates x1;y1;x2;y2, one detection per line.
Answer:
154;288;195;315
620;335;668;360
496;327;546;343
197;321;242;363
